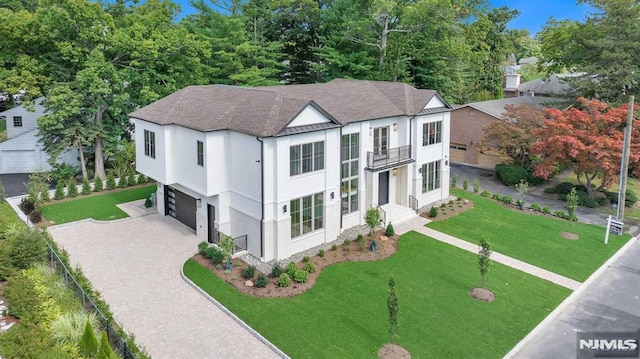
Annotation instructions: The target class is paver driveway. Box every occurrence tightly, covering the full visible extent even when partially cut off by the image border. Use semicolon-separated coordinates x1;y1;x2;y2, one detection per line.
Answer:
49;214;281;359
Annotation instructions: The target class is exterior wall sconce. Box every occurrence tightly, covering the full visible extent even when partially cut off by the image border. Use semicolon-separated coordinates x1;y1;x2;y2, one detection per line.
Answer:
393;123;398;132
330;192;335;199
392;168;398;176
369;127;373;136
283;204;287;213
445;160;449;166
196;199;202;208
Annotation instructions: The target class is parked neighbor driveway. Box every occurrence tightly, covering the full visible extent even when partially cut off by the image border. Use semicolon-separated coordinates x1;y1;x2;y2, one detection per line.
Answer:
0;173;30;197
48;214;281;359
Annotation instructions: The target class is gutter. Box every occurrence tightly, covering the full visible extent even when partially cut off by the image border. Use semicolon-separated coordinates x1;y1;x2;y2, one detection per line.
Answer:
256;137;265;260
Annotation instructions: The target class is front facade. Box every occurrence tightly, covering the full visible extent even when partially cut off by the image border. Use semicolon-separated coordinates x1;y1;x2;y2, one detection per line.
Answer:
131;79;452;262
0;97;78;173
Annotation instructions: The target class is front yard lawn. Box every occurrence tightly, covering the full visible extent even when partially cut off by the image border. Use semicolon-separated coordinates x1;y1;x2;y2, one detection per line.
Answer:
40;185;156;224
184;231;570;358
428;189;631;282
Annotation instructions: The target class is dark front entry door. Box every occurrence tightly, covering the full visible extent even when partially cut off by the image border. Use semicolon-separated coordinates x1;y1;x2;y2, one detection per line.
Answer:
207;204;217;243
378;171;389;205
166;186;197;230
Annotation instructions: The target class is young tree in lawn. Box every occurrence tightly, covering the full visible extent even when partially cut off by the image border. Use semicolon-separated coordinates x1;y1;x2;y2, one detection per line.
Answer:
365;207;382;246
477;103;546;168
566;187;578;222
532;97;640;199
478;238;492;288
387;275;399;346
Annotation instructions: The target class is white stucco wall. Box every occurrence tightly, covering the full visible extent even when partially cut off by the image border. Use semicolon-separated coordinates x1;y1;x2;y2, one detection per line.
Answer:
412;112;451;205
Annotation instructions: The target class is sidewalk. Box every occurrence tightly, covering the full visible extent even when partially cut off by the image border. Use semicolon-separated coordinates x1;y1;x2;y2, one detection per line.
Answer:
394;217;581;290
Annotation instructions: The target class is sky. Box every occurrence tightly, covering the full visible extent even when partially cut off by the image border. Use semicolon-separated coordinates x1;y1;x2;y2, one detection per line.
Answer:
172;0;595;36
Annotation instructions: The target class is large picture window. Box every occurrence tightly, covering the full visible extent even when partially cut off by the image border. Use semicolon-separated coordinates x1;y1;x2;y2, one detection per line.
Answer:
144;130;156;158
421;160;441;193
290;141;324;176
422;121;442;146
290;193;324;238
341;133;359;214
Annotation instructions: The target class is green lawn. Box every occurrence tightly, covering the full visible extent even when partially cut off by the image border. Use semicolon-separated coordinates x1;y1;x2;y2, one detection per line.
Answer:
185;232;570;359
428;189;631;282
40;185;156;224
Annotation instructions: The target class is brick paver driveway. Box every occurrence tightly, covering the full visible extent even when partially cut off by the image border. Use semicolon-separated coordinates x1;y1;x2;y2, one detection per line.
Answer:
49;214;281;359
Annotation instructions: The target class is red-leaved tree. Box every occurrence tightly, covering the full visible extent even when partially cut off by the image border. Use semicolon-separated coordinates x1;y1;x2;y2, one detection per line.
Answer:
532;97;640;198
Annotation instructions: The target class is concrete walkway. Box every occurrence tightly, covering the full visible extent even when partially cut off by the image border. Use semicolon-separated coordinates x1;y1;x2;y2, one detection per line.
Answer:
394;217;582;290
48;214;282;359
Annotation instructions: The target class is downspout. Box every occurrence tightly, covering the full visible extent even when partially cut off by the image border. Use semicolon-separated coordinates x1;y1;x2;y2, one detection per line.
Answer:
256;137;265;260
339;127;343;230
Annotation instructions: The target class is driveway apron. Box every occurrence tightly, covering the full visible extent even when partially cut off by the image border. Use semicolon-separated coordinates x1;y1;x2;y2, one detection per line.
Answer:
48;214;281;359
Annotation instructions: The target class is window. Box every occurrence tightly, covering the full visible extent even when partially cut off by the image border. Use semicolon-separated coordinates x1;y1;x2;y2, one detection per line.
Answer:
422;121;442;146
421;160;441;193
341;133;359;214
290;192;324;238
144;130;156;158
197;141;204;166
13;116;22;127
290;141;324;176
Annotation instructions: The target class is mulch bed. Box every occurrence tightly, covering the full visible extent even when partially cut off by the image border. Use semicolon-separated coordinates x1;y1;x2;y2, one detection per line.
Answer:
469;287;495;302
378;344;411;359
419;198;474;221
193;230;400;298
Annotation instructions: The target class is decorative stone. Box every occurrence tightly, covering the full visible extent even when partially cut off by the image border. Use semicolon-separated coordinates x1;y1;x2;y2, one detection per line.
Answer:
380;235;388;241
245;280;254;287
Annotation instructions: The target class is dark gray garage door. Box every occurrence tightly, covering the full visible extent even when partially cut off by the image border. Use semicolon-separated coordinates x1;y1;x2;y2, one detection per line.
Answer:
166;186;197;230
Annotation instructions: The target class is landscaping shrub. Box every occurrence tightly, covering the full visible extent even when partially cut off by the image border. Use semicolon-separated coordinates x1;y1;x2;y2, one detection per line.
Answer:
29;209;42;223
3;225;48;273
543;187;557;194
530;203;541;212
93;178;103;192
555;182;575;195
331;244;338;251
428;206;438;218
500;195;513;204
4;273;41;321
343;239;350;248
137;174;147;185
542;206;551;214
293;268;308;283
318;249;326;258
82;179;91;195
385;222;395;237
277;273;291;287
209;248;225;265
302;255;310;263
303;262;316;273
106;174;116;190
67;178;78;198
241;265;256;280
40;185;50;202
451;174;457;187
491;193;501;200
144;197;153;208
79;320;99;358
575;190;599;208
286;262;298;277
357;234;366;251
19;197;35;215
54;180;65;200
480;190;491;198
255;274;268;288
526;172;544;186
473;178;480;193
554;210;566;219
127;172;136;187
626;189;638;206
462;178;468;190
197;241;208;255
597;197;610;207
118;175;128;188
271;263;283;277
495;165;528;186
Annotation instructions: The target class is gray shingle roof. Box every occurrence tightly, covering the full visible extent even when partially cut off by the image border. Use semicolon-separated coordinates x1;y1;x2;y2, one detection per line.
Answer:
129;79;449;137
459;96;553;118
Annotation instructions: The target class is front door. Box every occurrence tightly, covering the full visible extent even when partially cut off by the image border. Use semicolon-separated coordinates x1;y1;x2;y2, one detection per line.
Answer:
208;204;217;243
378;171;389;205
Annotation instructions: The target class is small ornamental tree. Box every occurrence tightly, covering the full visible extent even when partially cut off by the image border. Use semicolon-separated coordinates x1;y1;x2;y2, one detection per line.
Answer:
93;177;103;192
514;180;529;209
365;207;382;243
54;180;65;200
127;171;136;187
566;187;579;222
96;331;117;359
82;178;91;195
106;174;116;190
387;275;399;346
79;320;98;358
66;178;78;198
478;238;492;288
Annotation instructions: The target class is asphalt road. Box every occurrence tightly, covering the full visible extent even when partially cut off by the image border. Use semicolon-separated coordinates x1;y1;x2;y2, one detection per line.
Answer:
0;173;30;197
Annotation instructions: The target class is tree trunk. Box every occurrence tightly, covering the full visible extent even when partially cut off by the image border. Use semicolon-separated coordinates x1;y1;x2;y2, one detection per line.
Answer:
379;14;389;70
94;105;107;180
78;142;88;180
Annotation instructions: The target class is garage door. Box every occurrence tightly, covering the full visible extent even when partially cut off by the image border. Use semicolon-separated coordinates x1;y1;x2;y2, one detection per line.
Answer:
166;186;197;230
478;153;502;169
449;144;466;163
2;150;36;174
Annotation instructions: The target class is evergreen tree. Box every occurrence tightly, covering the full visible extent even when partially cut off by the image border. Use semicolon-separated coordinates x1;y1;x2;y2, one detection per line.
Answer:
82;178;91;195
96;331;117;359
93;177;103;192
79;321;98;358
67;178;78;198
54;180;65;200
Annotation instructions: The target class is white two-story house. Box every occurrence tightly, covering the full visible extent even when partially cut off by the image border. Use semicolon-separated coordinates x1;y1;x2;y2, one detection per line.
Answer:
130;79;452;262
0;97;78;173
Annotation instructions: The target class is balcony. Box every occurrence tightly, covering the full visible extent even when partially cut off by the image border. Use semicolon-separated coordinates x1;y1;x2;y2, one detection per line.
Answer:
366;145;413;171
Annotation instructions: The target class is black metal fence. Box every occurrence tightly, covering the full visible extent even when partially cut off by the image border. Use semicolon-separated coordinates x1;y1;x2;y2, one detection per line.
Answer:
39;232;137;359
409;195;419;213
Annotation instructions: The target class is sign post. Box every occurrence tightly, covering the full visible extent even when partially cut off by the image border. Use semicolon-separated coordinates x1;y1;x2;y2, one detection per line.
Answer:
605;215;624;244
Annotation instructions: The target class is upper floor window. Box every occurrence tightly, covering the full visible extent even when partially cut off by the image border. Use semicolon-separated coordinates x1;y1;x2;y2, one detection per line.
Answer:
144;130;156;158
197;140;204;166
290;141;324;176
423;121;442;146
421;160;441;193
13;116;22;127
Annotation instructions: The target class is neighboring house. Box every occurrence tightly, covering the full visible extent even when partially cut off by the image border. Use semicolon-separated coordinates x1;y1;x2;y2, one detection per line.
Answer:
130;79;453;262
0;97;77;174
504;73;581;98
450;96;551;168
